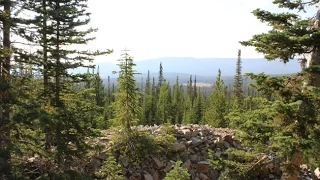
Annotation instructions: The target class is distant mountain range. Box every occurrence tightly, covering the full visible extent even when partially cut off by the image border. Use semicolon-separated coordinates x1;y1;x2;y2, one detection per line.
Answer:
72;57;301;85
84;57;300;76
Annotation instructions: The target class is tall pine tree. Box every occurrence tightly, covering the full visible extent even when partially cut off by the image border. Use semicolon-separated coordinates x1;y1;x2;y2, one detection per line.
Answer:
204;69;228;127
172;76;184;124
141;71;153;125
193;87;205;124
157;62;164;90
0;1;13;178
156;81;171;124
233;49;244;109
241;1;320;179
112;50;140;133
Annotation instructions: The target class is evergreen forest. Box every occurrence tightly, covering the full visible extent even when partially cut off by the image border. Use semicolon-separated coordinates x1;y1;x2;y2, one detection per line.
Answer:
0;0;320;180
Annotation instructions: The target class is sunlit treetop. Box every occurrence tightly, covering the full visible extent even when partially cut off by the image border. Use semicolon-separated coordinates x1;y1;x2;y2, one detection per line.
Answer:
240;0;320;62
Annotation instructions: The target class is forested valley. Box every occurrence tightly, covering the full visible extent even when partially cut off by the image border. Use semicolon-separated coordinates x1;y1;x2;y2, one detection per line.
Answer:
0;0;320;180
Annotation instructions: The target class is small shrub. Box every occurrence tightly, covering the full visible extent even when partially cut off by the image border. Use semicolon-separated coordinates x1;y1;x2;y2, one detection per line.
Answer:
154;123;175;154
111;124;176;166
164;160;190;180
95;152;124;180
111;130;158;166
207;149;225;171
207;149;255;180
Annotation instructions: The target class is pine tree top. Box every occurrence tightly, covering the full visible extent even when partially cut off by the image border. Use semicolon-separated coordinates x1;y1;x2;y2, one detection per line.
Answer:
240;1;319;62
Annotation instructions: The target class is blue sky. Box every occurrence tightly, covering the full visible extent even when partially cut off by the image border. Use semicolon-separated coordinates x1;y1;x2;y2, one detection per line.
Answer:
82;0;316;63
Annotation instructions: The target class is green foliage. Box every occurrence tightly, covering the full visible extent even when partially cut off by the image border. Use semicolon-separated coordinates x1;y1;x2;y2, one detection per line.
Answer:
111;125;175;166
239;2;320;176
182;96;193;124
256;75;318;150
224;148;256;162
6;0;320;178
183;76;197;124
240;6;313;62
207;149;256;180
158;62;165;89
171;77;184;124
239;73;320;176
111;51;140;132
193;88;205;124
204;69;228;127
207;149;225;171
150;77;158;124
94;69;107;107
154;123;175;155
101;76;116;129
233;49;244;109
156;82;172;124
268;96;320;167
141;71;154;125
164;160;190;180
226;97;274;150
111;131;155;166
95;152;124;180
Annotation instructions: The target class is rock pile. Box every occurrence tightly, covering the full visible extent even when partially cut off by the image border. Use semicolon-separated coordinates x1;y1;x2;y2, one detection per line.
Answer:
26;124;319;180
93;124;313;180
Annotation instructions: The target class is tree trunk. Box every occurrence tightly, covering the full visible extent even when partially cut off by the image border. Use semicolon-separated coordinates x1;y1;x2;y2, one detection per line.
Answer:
0;0;12;179
283;2;320;180
281;152;303;180
42;0;52;151
305;1;320;87
55;2;61;108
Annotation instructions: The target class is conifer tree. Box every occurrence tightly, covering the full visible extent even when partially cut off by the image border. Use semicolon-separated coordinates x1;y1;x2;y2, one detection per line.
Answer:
156;82;171;124
141;71;153;124
112;50;140;133
150;77;157;124
145;70;151;92
94;66;106;107
172;76;184;124
109;77;116;103
167;81;172;118
187;75;193;99
158;62;164;90
103;76;114;126
153;62;164;123
95;152;124;180
193;75;197;102
193;87;205;124
2;1;111;176
183;75;196;124
140;76;144;93
204;69;228;127
240;1;320;87
0;0;12;177
107;76;112;101
241;1;320;178
233;49;244;109
183;97;193;124
0;1;35;177
111;82;116;101
164;161;190;180
31;0;111;171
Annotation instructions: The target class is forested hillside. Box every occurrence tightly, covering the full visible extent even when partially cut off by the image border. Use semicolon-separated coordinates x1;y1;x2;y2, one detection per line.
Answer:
0;0;320;180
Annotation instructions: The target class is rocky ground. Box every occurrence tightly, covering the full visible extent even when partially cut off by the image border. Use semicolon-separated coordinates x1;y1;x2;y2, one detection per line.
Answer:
27;124;320;180
87;124;319;180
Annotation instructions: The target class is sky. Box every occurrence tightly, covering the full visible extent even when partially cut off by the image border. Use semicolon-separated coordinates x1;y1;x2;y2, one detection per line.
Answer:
86;0;278;63
60;0;315;64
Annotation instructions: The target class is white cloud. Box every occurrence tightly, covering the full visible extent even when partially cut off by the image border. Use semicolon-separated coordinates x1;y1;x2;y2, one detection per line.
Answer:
85;0;275;62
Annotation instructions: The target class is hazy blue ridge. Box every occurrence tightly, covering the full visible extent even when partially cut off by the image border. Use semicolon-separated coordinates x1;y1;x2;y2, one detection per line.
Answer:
69;57;300;85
